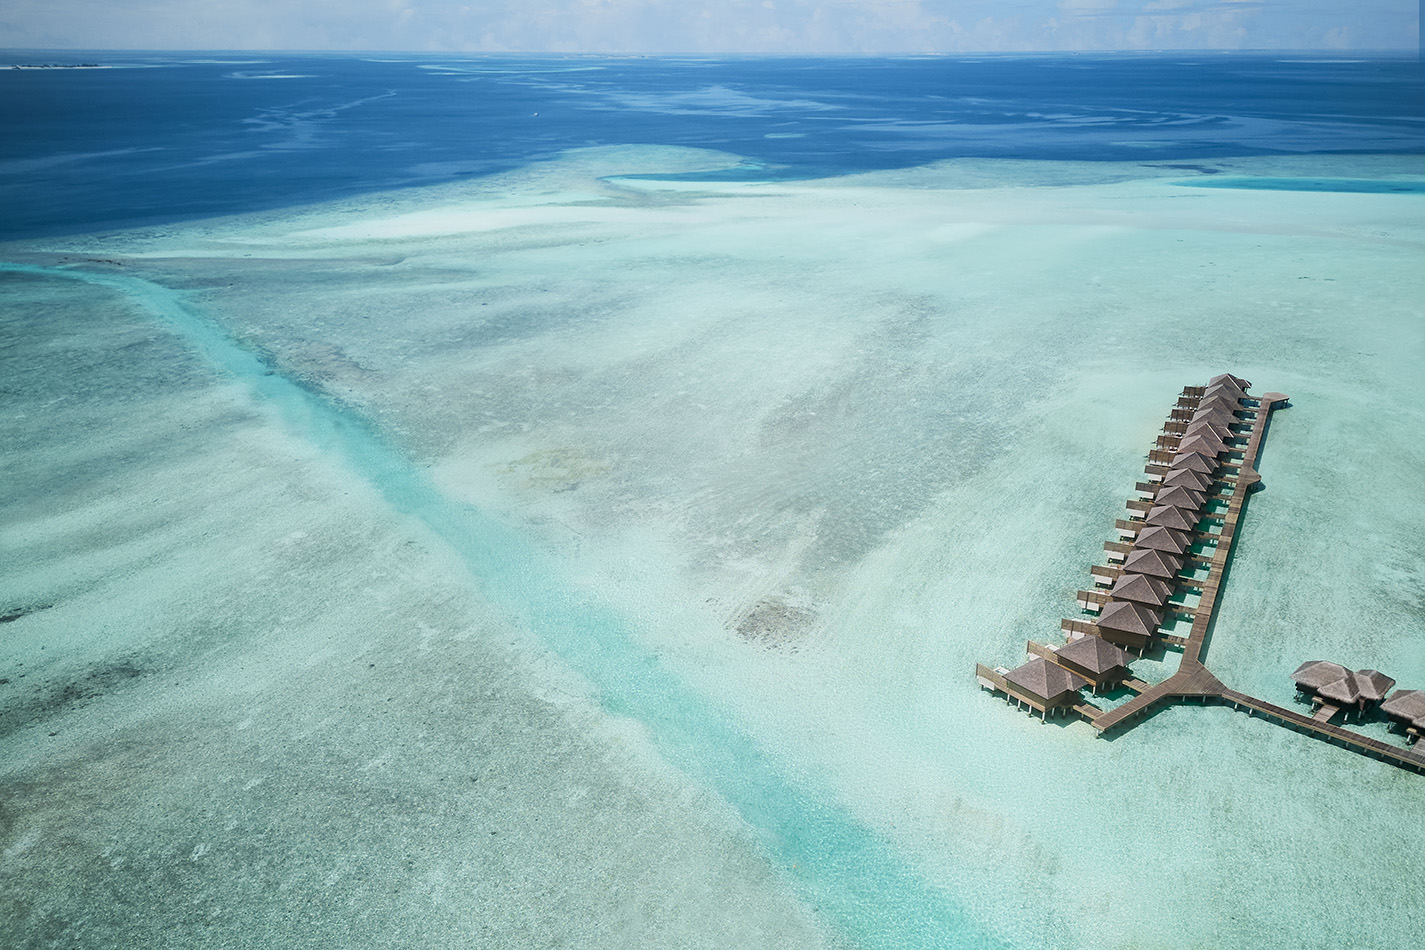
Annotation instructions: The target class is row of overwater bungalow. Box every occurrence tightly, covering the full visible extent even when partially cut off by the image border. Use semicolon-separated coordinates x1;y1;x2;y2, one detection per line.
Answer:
980;374;1255;718
1291;660;1425;741
1083;372;1254;653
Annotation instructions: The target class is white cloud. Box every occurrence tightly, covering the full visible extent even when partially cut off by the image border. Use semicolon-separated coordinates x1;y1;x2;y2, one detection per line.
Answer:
0;0;1415;52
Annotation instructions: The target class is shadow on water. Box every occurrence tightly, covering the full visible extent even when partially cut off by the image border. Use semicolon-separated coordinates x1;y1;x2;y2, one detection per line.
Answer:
0;262;1008;950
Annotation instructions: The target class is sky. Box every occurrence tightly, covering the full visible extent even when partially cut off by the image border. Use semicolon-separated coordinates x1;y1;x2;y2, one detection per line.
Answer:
0;0;1418;53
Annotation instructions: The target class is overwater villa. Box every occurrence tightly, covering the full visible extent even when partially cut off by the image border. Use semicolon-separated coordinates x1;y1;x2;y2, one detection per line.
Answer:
1381;690;1425;741
998;658;1088;718
1092;600;1160;652
1049;636;1130;693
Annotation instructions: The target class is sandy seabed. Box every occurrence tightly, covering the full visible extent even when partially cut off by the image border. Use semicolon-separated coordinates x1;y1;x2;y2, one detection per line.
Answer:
3;145;1424;949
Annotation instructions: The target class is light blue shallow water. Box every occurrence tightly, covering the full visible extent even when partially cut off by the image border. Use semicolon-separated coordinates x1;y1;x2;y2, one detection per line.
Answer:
4;52;1423;948
0;262;1003;950
1177;176;1425;193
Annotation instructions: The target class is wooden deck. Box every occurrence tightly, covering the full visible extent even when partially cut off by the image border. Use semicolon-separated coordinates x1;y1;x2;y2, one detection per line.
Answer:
977;381;1425;776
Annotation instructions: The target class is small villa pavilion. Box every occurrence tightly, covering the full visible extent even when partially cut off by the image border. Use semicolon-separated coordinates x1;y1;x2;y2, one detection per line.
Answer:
1052;636;1130;693
1381;690;1425;741
1291;660;1351;698
1002;658;1089;718
1094;600;1161;652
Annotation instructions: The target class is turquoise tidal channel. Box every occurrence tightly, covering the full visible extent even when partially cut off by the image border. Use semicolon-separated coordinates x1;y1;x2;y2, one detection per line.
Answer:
1174;177;1425;194
1;261;1008;950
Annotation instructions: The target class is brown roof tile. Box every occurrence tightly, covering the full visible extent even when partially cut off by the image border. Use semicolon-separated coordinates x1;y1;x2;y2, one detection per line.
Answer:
1176;435;1226;457
1292;660;1350;691
1382;689;1425;727
1109;573;1174;607
1122;548;1184;579
1146;505;1198;532
1162;468;1214;492
1096;600;1161;637
1004;657;1088;701
1170;451;1218;474
1154;485;1206;511
1056;636;1130;675
1135;525;1191;553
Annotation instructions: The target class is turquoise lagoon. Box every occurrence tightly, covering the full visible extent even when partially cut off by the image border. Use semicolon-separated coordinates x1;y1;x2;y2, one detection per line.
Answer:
2;56;1425;950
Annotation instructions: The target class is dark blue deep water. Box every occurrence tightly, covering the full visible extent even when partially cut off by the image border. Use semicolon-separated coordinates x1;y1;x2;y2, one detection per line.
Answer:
2;51;1423;239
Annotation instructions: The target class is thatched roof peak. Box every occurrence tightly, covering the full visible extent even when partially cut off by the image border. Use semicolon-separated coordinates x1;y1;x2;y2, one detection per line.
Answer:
1382;689;1425;727
1109;573;1173;607
1209;373;1251;391
1004;657;1088;699
1057;636;1130;674
1136;525;1191;553
1196;393;1242;414
1177;434;1227;457
1146;505;1197;533
1203;383;1244;403
1123;548;1183;579
1351;670;1396;702
1163;468;1214;492
1184;420;1232;441
1155;485;1205;511
1097;600;1161;636
1170;451;1218;475
1317;675;1362;705
1190;406;1238;427
1292;660;1350;691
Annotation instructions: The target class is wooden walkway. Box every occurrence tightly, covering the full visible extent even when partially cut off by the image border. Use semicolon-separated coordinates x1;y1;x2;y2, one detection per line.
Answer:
977;381;1425;776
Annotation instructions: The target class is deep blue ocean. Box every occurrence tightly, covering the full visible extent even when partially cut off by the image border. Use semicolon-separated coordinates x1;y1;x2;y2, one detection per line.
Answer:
2;52;1423;239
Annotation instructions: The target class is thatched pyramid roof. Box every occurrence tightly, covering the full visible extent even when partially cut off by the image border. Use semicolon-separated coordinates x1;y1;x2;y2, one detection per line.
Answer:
1170;451;1218;475
1123;548;1183;579
1177;434;1226;458
1109;573;1173;607
1163;468;1214;492
1352;670;1396;702
1057;636;1129;675
1196;393;1242;414
1381;690;1425;727
1185;419;1233;441
1155;485;1206;511
1005;657;1088;700
1318;675;1362;706
1097;600;1161;636
1209;373;1251;391
1146;505;1197;532
1292;660;1350;692
1190;406;1238;428
1203;382;1244;403
1136;526;1191;553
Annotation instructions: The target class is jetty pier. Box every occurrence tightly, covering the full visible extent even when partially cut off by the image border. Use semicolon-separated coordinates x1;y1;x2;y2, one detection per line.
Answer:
976;375;1425;775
